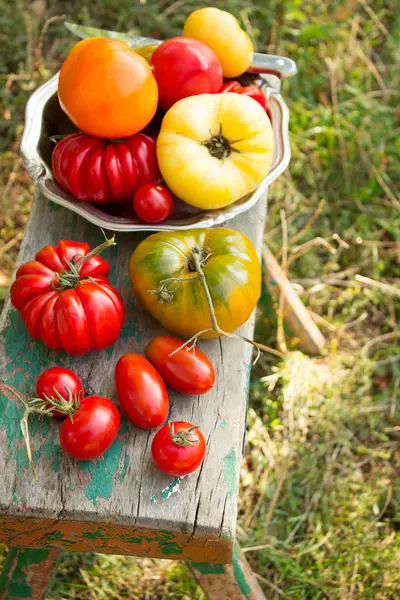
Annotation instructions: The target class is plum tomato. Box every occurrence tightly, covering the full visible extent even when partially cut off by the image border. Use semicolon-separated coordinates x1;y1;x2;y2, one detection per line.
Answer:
115;353;169;429
150;37;223;110
133;184;173;223
36;367;84;418
59;395;120;460
151;421;206;476
145;335;215;395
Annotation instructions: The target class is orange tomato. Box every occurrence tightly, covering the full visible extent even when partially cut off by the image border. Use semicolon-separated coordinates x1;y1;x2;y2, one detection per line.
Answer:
58;38;158;139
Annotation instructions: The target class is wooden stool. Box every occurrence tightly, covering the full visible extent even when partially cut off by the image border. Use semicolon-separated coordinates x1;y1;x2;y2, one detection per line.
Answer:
0;191;268;599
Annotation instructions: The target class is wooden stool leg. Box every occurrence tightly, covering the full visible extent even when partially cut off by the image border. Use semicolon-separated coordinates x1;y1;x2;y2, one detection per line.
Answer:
0;548;60;600
189;542;267;600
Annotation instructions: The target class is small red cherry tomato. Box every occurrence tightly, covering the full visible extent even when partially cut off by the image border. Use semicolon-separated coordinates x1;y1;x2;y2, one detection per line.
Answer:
115;353;169;429
220;80;271;118
133;184;173;223
151;421;206;476
36;367;84;418
59;395;120;460
219;81;243;94
145;336;215;395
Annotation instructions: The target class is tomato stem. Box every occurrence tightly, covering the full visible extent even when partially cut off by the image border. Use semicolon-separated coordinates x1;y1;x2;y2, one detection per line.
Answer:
168;422;199;447
2;383;83;480
168;248;279;365
52;231;116;291
201;124;242;160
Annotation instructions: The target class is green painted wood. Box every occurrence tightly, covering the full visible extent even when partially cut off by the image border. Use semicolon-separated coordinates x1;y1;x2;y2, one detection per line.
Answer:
189;542;266;600
0;547;59;600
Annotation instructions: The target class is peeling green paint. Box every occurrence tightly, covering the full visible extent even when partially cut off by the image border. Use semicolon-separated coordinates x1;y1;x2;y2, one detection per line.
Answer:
160;542;183;556
223;447;238;500
220;419;227;429
0;547;52;599
190;561;225;575
82;530;104;540
0;311;73;481
151;476;182;503
81;432;124;503
48;201;61;212
232;542;252;599
119;453;130;483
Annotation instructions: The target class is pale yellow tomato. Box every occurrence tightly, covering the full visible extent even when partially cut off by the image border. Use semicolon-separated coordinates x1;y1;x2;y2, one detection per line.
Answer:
156;93;274;210
183;7;253;78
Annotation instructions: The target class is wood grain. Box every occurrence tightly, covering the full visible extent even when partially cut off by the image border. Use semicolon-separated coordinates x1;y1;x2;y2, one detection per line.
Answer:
0;191;267;562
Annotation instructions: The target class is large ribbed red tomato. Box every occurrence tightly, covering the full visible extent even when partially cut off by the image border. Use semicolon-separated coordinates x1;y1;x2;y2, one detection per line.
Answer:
52;133;159;203
10;239;124;355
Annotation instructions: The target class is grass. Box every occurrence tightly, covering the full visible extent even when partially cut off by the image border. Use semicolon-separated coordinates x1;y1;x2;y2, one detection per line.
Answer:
0;0;399;598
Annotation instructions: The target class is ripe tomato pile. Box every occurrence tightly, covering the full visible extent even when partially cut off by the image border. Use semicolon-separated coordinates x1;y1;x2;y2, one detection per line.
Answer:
52;7;274;222
10;8;272;482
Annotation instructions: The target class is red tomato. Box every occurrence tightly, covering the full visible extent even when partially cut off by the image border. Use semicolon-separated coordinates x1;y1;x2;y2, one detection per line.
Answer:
133;184;173;223
52;133;159;203
115;353;169;429
145;336;215;395
220;80;272;121
10;239;124;355
36;367;84;418
150;37;223;110
59;395;120;460
151;421;206;476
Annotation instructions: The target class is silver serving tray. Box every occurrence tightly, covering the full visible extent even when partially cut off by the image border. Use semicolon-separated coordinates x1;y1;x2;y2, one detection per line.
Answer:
21;72;292;232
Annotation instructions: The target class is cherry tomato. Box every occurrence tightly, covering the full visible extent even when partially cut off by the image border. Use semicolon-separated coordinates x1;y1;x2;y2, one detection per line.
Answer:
220;80;267;110
133;184;173;223
36;367;84;418
150;37;223;110
59;395;120;460
145;336;215;395
151;421;206;476
220;80;272;122
115;353;169;429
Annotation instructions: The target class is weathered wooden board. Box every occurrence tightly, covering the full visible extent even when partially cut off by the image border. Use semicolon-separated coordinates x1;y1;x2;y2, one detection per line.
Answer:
190;542;267;600
0;547;59;600
0;191;267;563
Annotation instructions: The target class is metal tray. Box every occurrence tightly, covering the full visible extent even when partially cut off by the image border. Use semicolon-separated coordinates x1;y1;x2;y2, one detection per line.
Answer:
20;72;292;232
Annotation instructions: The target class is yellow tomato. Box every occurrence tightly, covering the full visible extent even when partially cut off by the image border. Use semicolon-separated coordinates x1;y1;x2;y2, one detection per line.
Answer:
156;93;274;210
183;7;253;77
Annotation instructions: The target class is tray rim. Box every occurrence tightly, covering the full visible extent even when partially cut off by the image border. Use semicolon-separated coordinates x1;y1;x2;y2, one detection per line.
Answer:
20;72;291;232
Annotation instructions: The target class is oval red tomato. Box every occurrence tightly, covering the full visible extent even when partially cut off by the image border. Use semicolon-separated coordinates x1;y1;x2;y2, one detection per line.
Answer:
59;395;120;460
150;37;223;110
151;421;206;476
115;353;169;429
10;239;124;355
145;336;215;395
52;133;159;204
133;184;173;223
36;367;84;418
